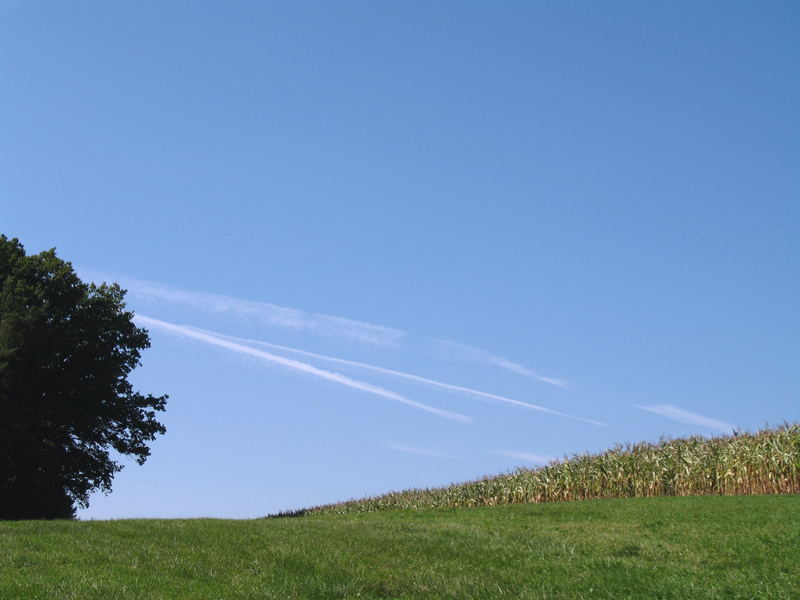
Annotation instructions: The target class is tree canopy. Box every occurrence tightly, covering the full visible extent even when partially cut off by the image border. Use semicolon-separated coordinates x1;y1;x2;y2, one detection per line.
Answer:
0;235;167;519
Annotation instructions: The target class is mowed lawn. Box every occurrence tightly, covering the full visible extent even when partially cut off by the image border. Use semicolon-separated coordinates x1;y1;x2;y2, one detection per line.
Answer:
1;495;798;600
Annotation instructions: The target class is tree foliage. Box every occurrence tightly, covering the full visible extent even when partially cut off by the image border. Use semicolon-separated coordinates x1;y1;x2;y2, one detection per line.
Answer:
0;235;167;519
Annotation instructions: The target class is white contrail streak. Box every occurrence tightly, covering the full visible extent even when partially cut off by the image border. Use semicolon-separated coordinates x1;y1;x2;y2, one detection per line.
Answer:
82;271;576;396
634;404;735;433
186;327;607;427
84;273;406;347
81;271;572;385
135;315;470;423
436;340;571;389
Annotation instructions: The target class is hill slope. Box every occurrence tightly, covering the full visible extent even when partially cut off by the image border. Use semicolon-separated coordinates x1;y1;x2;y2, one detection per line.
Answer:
2;495;799;599
287;424;800;516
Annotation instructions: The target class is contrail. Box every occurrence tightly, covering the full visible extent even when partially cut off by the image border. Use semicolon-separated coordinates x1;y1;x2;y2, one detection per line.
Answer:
634;404;735;433
435;339;571;389
186;327;607;427
135;315;470;423
81;271;573;390
85;273;406;347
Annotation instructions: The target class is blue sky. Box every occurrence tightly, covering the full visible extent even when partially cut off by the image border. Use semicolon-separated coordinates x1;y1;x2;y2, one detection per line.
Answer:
2;1;798;519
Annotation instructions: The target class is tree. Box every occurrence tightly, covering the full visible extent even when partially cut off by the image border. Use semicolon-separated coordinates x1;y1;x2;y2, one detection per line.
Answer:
0;235;167;519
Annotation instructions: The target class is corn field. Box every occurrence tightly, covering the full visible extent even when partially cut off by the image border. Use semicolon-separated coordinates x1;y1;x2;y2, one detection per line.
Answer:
283;423;800;517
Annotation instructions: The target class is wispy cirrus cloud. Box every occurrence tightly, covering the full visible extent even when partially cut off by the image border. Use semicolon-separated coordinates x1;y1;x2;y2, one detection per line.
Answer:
85;273;406;347
492;450;554;465
634;404;735;433
435;340;571;389
387;444;459;459
192;328;607;427
135;315;470;423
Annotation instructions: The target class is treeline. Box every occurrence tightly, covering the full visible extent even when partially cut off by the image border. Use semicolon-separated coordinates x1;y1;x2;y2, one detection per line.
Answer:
279;423;800;517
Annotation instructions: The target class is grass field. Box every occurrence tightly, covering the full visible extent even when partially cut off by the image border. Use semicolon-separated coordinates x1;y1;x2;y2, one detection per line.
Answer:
1;494;798;599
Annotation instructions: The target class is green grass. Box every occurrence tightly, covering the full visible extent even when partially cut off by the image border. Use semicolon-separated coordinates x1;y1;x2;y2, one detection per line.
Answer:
1;495;798;599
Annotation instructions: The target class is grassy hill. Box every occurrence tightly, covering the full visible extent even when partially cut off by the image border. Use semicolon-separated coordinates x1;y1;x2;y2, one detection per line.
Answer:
2;495;798;599
3;425;798;599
